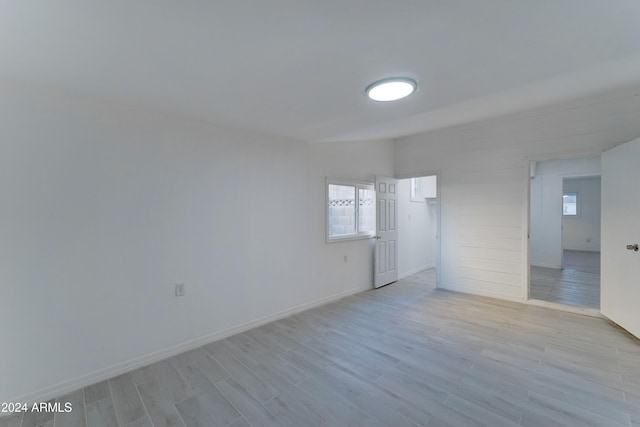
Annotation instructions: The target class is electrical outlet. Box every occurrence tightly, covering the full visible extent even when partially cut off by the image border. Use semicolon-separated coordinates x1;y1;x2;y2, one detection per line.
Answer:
175;283;185;297
344;255;348;263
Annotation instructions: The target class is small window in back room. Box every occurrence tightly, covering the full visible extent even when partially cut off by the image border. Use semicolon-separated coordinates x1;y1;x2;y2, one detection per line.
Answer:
410;177;424;202
563;192;577;216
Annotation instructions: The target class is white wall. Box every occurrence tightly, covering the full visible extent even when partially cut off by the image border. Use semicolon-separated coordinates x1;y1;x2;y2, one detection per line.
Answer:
395;85;640;301
562;176;601;252
0;80;394;403
397;177;437;278
529;157;601;268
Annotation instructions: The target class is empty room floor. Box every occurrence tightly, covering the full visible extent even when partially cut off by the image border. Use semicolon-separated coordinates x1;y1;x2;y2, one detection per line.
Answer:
530;250;601;309
4;267;640;427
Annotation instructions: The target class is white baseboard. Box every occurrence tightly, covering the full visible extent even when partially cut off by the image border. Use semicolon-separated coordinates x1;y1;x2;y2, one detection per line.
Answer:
437;282;524;303
398;263;435;280
435;282;602;317
6;284;371;408
530;263;562;269
526;298;602;318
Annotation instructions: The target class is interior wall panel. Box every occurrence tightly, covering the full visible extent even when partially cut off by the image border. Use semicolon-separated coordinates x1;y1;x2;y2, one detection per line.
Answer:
395;86;640;301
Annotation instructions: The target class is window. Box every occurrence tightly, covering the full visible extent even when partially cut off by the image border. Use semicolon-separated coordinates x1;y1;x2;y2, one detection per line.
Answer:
410;176;437;202
410;177;424;202
326;178;375;242
563;192;577;216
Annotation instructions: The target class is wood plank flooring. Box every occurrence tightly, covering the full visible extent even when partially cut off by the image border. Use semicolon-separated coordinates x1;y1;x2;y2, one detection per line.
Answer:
530;250;600;309
3;267;640;427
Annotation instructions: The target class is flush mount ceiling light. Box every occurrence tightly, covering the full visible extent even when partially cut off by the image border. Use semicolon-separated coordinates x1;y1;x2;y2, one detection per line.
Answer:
366;77;417;102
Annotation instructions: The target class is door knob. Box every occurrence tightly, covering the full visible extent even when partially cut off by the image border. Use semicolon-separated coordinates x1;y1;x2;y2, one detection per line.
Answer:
626;244;639;251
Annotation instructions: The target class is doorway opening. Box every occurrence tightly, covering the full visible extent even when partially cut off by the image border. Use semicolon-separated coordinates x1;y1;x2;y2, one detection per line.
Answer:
560;176;601;307
528;156;601;309
395;175;439;288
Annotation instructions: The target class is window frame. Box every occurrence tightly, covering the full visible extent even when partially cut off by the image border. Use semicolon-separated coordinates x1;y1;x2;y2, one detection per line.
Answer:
325;177;376;243
562;191;579;217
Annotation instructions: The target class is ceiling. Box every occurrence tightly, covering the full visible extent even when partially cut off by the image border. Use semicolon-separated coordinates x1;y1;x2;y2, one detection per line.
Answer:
2;1;640;143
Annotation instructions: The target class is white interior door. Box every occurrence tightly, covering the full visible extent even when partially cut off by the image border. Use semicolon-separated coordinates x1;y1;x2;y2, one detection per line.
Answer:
601;138;640;338
374;176;398;288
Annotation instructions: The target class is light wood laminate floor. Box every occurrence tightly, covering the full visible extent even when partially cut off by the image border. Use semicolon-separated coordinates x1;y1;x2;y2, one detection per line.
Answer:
530;250;601;309
4;268;640;427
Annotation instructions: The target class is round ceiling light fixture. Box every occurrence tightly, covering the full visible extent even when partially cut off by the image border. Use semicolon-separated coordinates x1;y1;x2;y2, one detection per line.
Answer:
366;77;417;102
